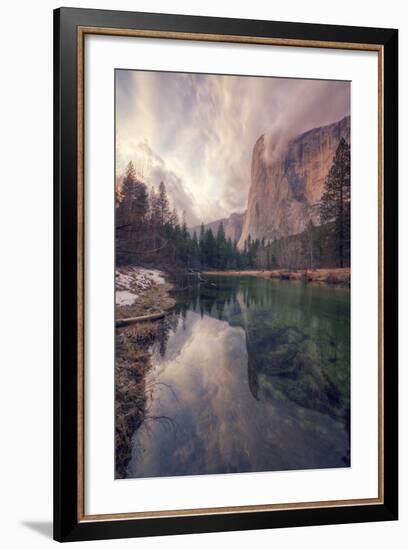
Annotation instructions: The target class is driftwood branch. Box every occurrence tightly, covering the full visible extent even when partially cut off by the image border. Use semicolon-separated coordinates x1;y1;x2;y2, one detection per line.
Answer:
116;311;165;327
116;223;132;230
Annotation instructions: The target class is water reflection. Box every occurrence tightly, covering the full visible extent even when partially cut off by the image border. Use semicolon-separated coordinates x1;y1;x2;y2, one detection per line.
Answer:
127;276;350;478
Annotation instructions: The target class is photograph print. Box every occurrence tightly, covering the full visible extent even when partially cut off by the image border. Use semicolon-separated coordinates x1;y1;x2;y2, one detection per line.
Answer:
114;70;351;480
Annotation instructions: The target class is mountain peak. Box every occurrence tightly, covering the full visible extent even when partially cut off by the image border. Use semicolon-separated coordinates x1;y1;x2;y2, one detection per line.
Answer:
189;212;246;243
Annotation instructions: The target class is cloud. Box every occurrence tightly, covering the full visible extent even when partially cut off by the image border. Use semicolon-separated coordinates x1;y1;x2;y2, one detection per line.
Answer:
117;141;200;226
116;70;350;224
262;80;351;166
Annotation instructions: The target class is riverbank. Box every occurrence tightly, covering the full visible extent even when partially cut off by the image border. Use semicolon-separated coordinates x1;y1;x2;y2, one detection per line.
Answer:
202;267;350;286
116;266;175;320
115;266;175;478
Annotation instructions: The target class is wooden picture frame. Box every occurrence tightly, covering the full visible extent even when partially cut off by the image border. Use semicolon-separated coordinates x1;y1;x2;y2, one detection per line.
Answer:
54;7;398;542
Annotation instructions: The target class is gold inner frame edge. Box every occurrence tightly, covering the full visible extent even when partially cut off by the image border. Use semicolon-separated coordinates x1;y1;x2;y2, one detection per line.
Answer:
76;26;384;523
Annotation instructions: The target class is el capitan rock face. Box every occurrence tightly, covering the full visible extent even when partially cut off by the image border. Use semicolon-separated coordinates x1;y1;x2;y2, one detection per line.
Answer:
238;116;350;249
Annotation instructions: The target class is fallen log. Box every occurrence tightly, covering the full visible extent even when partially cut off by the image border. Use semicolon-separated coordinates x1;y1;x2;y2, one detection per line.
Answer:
116;311;165;327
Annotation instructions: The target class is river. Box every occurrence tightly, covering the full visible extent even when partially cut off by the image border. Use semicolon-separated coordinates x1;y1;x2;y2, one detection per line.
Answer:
126;275;350;479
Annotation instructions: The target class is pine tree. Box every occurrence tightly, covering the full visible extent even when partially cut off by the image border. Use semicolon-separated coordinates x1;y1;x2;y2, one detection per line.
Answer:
320;138;351;267
181;210;188;238
191;231;200;267
246;235;254;267
158;181;170;226
204;228;216;267
116;161;148;263
216;221;226;242
226;237;234;268
168;207;179;229
216;221;227;268
199;223;206;266
131;171;148;225
301;219;315;269
199;223;205;243
148;186;160;226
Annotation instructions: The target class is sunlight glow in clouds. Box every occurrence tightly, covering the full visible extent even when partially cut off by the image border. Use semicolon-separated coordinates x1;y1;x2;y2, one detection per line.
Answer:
116;70;350;226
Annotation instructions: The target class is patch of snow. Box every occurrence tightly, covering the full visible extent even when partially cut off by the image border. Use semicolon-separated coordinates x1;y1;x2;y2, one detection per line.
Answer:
143;269;165;285
116;290;138;306
115;271;135;291
115;266;166;306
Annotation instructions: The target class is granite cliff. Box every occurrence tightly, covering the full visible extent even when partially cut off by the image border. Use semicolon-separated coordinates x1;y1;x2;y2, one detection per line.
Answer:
238;116;350;249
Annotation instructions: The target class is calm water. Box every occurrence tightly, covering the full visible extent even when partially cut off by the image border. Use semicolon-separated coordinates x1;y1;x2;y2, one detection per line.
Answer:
127;276;350;479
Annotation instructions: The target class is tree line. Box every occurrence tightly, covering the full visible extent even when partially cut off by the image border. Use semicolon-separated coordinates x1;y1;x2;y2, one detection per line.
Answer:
116;164;244;269
116;137;350;270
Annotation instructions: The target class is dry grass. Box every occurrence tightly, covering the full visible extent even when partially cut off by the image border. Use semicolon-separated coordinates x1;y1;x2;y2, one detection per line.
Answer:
115;321;160;478
203;268;351;286
115;275;176;478
116;282;175;319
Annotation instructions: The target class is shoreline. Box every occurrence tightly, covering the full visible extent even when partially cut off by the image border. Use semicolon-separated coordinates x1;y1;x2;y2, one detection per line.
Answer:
114;264;349;476
202;268;350;286
115;267;175;478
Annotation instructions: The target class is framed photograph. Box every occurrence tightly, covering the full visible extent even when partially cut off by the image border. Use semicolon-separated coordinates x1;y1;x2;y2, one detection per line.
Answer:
54;7;398;542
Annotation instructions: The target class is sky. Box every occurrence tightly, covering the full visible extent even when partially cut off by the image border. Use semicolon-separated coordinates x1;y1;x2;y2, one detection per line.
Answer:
116;70;350;226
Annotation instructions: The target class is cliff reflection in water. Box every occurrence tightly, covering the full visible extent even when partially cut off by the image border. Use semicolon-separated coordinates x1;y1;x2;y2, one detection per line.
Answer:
127;276;350;479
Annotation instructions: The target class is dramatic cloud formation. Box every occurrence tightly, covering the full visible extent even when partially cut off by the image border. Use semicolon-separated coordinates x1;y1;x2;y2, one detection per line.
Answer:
116;70;350;225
